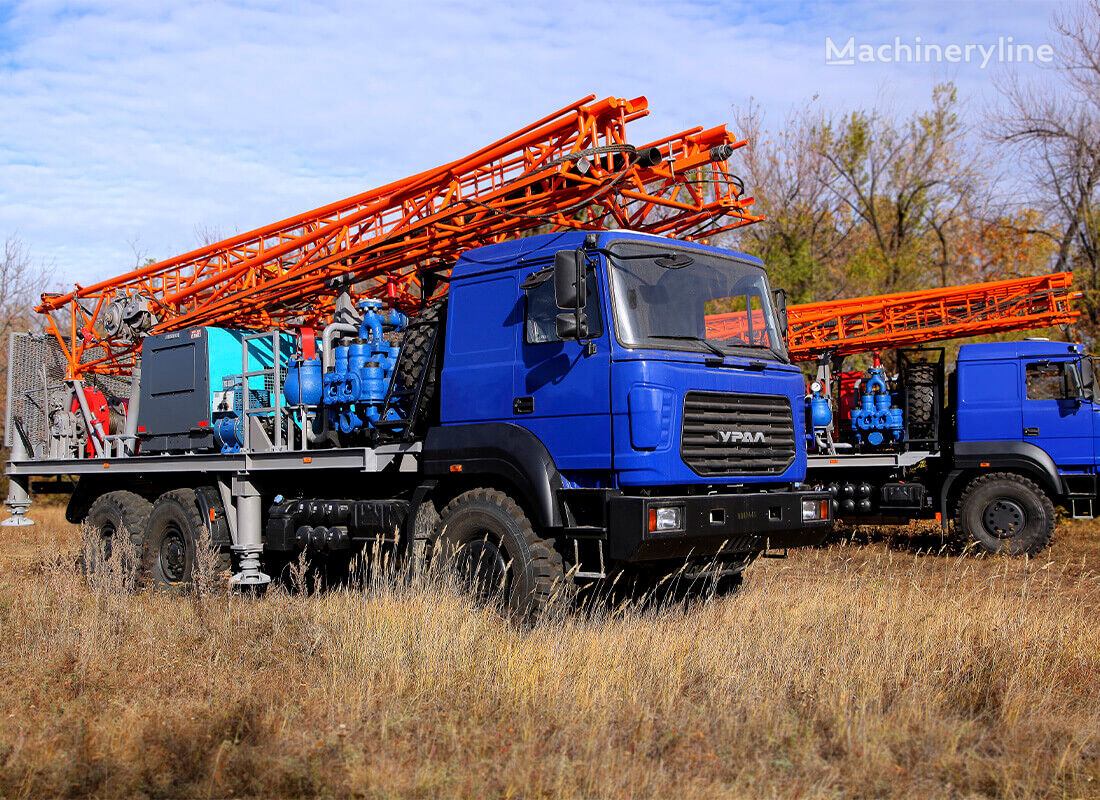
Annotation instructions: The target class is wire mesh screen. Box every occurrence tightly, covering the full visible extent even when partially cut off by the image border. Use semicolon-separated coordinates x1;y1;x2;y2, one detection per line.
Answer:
4;333;132;456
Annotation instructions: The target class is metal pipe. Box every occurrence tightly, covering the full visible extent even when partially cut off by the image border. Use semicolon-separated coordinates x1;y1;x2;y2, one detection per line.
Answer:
122;364;141;455
230;478;270;588
322;322;357;373
309;322;357;448
3;425;34;526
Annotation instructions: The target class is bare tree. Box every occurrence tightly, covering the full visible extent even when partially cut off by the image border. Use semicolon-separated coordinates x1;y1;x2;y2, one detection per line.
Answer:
0;237;48;343
729;85;1010;303
194;223;234;247
995;0;1100;335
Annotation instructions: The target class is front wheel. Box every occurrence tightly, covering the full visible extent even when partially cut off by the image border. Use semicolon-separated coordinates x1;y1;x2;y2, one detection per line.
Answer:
437;488;571;620
956;472;1055;555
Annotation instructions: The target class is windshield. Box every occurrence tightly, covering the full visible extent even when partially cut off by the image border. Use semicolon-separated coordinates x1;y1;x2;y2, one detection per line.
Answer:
606;240;788;361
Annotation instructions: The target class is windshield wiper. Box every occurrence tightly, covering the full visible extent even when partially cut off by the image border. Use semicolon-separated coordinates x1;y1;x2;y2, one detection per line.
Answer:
735;341;789;363
647;335;726;357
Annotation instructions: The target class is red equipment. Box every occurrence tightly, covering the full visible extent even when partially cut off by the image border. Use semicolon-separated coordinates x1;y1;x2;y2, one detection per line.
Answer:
836;370;863;431
69;387;111;458
37;95;761;378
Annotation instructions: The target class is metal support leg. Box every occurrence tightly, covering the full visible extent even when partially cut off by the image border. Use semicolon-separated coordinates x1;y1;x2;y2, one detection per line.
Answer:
3;432;33;527
123;365;141;455
229;476;270;587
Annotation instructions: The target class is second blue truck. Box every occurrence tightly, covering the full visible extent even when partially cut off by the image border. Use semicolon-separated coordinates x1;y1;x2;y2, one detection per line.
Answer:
806;339;1099;554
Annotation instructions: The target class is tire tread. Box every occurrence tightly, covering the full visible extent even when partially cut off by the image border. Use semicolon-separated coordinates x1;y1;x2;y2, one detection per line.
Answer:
955;471;1055;555
439;488;570;617
143;488;230;587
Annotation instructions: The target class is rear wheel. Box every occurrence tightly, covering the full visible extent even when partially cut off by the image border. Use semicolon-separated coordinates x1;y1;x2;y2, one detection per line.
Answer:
905;362;937;438
956;472;1055;555
142;489;230;589
438;488;571;620
83;491;151;577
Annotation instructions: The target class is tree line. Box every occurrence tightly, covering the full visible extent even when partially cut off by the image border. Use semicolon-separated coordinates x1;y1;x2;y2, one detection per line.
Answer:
722;1;1099;341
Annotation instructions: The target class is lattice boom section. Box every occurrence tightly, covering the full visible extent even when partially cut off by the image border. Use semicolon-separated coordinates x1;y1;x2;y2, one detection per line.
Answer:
707;273;1080;361
35;95;761;378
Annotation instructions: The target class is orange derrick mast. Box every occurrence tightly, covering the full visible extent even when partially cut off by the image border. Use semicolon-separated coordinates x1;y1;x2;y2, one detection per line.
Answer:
37;95;762;378
706;273;1081;360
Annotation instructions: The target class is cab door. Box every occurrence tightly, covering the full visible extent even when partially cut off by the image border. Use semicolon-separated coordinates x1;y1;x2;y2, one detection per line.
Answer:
513;261;611;474
1021;359;1094;469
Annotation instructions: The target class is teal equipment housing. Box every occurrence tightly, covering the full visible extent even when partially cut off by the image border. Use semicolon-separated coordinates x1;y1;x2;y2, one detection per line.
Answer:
137;327;294;453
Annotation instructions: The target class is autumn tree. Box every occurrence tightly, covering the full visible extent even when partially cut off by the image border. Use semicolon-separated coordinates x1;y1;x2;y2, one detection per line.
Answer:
729;100;859;304
729;85;1054;305
815;83;996;293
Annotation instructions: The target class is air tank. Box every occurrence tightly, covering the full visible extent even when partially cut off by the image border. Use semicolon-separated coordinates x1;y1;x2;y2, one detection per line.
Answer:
284;358;323;406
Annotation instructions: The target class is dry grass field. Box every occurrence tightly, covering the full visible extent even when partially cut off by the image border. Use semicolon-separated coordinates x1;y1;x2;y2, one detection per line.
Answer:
0;504;1097;799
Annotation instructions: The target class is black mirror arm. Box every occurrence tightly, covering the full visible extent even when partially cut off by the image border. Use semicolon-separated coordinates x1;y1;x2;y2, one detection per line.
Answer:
773;288;789;338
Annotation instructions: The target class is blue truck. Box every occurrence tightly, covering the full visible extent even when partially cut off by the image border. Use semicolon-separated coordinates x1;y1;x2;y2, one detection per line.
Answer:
4;230;832;613
805;339;1098;554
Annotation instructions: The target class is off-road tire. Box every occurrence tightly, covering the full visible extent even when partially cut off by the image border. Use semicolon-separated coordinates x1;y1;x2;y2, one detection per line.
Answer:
142;488;230;590
438;488;571;621
83;491;151;576
905;362;937;436
955;472;1055;556
406;499;441;580
396;300;446;427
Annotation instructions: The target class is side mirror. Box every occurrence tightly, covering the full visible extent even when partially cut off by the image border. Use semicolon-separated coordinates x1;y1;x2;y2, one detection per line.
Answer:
556;311;589;339
773;288;789;338
1081;357;1096;401
554;249;587;310
1065;364;1087;401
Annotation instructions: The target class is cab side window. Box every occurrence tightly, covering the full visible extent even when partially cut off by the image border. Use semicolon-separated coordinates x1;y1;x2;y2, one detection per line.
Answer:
1025;361;1077;400
524;270;602;344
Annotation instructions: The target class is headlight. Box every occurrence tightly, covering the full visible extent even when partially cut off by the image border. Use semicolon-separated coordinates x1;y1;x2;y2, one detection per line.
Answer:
802;499;824;521
648;506;683;532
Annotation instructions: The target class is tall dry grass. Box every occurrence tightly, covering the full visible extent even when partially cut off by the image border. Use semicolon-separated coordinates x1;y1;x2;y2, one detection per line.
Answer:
0;506;1097;799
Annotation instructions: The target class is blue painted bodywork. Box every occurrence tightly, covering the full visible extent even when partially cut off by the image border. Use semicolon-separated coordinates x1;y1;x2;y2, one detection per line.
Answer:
440;230;809;488
955;340;1099;473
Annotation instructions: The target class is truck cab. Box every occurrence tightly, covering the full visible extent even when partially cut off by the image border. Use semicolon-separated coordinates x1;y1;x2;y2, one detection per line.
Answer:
953;340;1099;514
423;230;828;576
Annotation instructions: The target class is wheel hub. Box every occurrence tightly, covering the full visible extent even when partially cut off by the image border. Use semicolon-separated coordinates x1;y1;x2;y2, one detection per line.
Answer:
100;523;116;560
983;499;1025;538
455;537;508;601
161;527;187;581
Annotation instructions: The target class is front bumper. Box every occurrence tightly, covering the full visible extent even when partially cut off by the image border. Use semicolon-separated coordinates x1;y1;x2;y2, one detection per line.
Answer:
608;490;832;563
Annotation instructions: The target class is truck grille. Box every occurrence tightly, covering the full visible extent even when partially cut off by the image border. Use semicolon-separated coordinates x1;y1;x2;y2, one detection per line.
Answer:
680;391;796;476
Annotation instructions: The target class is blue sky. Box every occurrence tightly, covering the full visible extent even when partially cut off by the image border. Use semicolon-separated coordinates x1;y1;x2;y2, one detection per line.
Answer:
0;0;1065;286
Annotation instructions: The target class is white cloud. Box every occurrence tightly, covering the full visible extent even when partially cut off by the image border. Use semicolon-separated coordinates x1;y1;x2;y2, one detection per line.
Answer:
0;0;1061;286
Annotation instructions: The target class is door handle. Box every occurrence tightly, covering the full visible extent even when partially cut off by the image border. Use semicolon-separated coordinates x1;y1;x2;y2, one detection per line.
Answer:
1024;426;1039;436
